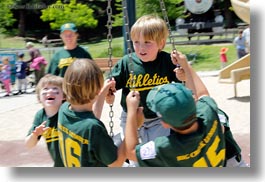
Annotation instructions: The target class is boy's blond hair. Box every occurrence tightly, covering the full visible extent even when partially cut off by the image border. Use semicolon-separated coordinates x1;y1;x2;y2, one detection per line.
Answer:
63;58;103;105
36;74;64;101
130;15;169;49
1;56;9;64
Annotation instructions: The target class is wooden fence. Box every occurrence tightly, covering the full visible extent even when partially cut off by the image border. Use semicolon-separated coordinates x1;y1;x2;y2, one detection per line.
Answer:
168;29;239;45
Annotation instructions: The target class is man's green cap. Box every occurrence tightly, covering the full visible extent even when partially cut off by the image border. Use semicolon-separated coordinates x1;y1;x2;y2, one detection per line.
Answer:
60;23;77;33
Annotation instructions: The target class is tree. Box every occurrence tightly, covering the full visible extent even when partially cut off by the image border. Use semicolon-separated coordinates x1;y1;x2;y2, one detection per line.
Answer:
112;0;184;27
0;0;17;33
41;0;98;30
135;0;184;20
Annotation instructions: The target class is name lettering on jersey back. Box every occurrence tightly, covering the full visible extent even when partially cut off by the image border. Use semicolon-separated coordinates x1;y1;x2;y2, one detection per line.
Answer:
58;123;89;144
126;73;170;91
176;120;225;166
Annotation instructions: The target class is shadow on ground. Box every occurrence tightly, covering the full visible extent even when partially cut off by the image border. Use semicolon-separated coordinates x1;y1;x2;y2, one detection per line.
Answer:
227;96;250;103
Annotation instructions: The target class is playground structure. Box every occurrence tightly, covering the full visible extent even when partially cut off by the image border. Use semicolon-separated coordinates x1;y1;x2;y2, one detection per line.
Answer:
218;0;250;97
218;54;250;97
230;0;250;24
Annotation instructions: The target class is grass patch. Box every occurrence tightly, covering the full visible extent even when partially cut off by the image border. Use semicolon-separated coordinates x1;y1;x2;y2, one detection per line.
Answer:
0;33;238;71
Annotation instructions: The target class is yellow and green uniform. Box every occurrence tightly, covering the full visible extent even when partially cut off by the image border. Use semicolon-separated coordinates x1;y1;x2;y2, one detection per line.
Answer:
135;96;226;167
111;51;181;119
47;46;92;77
58;102;118;167
111;51;182;143
27;109;64;167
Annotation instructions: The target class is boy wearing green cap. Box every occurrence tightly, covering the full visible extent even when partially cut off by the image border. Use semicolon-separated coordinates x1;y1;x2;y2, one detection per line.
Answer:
47;23;92;77
125;50;226;167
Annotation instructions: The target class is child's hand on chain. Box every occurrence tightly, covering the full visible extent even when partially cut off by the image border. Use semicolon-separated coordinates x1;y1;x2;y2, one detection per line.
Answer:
171;50;188;82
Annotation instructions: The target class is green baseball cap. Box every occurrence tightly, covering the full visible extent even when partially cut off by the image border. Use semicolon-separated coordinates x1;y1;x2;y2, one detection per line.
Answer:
60;23;77;33
146;83;196;128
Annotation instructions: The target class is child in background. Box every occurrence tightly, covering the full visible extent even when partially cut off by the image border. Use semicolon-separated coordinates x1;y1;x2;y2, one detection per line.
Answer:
58;58;125;167
0;57;12;97
219;47;228;69
14;52;28;95
25;74;65;167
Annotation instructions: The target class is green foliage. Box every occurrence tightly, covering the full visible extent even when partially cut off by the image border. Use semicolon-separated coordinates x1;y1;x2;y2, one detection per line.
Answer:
41;0;98;30
0;0;17;33
112;0;184;27
112;0;123;27
97;45;123;58
163;44;238;71
87;37;124;58
135;0;184;19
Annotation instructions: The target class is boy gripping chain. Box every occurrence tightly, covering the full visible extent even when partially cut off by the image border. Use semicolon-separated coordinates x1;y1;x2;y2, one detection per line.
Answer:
58;58;126;167
125;50;226;167
109;15;185;144
25;74;65;167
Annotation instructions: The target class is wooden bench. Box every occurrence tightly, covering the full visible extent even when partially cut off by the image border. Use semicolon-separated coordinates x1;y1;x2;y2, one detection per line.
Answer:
94;57;121;72
219;54;250;97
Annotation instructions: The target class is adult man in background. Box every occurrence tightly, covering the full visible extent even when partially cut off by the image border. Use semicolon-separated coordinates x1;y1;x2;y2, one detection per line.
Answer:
47;23;92;77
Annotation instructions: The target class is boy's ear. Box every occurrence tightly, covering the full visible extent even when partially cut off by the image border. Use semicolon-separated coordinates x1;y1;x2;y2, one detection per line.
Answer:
159;39;166;50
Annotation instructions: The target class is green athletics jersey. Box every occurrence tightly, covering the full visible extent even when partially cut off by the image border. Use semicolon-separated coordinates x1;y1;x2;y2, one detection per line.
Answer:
111;51;181;119
27;109;64;167
58;102;118;167
135;96;226;167
47;45;92;77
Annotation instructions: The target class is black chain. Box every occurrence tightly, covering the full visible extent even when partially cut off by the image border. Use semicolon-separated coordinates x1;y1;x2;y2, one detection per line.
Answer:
122;0;135;90
159;0;176;51
159;0;182;72
106;0;114;138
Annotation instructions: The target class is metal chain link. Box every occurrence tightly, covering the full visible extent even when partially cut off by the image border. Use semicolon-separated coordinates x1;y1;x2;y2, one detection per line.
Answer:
159;0;176;51
122;0;135;90
107;0;113;78
106;0;114;138
159;0;184;73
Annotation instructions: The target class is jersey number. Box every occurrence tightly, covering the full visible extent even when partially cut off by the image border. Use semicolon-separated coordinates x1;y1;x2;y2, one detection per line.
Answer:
59;136;81;167
193;136;225;167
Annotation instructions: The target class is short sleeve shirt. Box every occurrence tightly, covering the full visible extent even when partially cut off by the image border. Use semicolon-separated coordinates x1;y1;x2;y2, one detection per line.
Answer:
47;45;92;77
110;51;181;119
27;109;64;167
135;96;226;167
58;102;118;167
